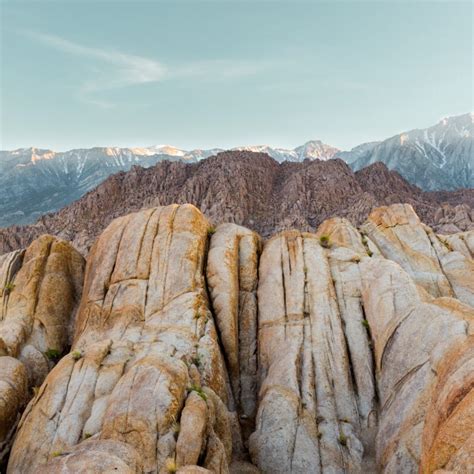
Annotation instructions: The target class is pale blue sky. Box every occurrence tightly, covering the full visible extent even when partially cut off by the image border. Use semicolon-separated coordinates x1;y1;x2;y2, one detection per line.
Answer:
0;0;472;151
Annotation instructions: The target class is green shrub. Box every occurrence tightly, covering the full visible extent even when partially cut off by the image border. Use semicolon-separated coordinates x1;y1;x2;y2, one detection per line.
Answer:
191;354;202;368
3;281;15;294
51;451;63;458
367;250;373;257
164;458;177;473
361;319;370;329
71;351;82;361
188;384;207;401
83;432;92;439
207;226;217;236
45;348;61;361
319;235;331;248
338;433;347;446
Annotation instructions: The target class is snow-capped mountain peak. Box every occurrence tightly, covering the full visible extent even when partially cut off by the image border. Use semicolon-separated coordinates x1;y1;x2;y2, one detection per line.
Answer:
232;140;339;163
348;112;473;190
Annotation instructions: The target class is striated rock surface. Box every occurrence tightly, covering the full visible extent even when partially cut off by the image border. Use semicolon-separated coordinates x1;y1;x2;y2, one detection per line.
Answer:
362;204;474;306
206;223;261;442
7;205;236;474
1;203;473;473
0;236;84;465
1;151;473;256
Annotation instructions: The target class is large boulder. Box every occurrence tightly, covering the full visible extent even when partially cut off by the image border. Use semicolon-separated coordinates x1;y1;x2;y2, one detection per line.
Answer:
0;236;84;465
7;205;234;474
206;223;261;442
360;258;473;473
3;202;473;474
249;228;368;473
362;204;474;305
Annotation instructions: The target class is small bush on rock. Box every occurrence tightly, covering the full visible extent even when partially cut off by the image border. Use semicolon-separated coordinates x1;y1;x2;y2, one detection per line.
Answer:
165;457;177;473
189;384;207;401
45;348;61;362
338;433;347;446
3;281;15;295
319;235;331;248
71;351;82;360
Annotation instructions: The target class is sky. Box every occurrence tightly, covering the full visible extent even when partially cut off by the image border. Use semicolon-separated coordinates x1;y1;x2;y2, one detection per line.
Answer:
0;0;472;151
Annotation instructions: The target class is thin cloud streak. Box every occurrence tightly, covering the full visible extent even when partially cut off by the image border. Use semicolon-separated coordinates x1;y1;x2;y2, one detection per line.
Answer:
24;31;272;107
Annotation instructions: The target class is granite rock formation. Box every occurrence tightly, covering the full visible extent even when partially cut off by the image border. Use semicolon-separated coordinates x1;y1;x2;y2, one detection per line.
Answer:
1;203;472;473
0;236;84;465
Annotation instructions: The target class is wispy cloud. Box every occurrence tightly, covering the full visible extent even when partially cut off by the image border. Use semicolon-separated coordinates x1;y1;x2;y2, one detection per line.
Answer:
24;31;269;108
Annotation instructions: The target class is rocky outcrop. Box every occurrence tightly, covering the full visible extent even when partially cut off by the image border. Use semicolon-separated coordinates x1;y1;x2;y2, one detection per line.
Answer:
249;230;370;473
1;152;473;256
362;204;474;306
0;236;84;465
2;203;473;473
206;223;261;441
7;205;240;474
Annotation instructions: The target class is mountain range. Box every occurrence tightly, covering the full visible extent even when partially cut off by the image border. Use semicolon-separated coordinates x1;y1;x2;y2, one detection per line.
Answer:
0;113;472;228
1;150;473;256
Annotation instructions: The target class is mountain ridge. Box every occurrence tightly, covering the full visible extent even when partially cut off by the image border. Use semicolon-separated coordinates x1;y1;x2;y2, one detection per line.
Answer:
1;150;472;256
1;113;472;228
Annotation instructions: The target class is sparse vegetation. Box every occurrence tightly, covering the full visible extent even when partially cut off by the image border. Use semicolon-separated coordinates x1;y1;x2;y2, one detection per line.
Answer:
361;319;370;330
361;233;373;257
319;235;331;248
440;239;452;251
45;348;61;362
317;431;323;439
3;280;15;295
350;255;361;263
83;432;92;439
191;354;202;368
171;420;180;436
188;384;207;401
164;457;177;473
338;433;347;446
71;351;82;361
32;386;40;396
207;226;217;236
51;451;63;458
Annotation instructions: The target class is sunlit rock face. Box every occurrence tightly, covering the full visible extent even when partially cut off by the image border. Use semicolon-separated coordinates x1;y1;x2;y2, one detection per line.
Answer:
2;203;473;473
0;236;85;466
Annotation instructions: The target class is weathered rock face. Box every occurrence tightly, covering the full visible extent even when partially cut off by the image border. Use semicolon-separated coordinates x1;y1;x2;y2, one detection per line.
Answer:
249;230;371;473
0;236;84;465
206;223;261;442
7;205;239;474
2;203;473;473
362;204;474;306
